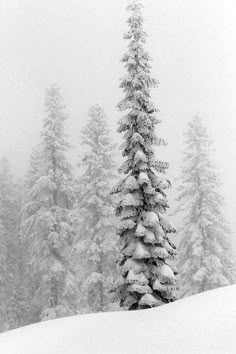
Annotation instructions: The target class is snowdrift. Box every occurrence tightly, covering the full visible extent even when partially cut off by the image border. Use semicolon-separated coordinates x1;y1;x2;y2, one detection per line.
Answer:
0;285;236;354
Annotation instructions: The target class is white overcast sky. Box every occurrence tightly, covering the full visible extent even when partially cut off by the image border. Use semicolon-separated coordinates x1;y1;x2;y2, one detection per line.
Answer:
0;0;236;251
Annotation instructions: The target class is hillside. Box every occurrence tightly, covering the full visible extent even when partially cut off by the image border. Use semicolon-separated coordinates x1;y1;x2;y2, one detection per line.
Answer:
0;285;236;354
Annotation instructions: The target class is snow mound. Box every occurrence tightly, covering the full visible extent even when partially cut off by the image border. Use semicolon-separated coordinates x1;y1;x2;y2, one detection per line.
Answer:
0;285;236;354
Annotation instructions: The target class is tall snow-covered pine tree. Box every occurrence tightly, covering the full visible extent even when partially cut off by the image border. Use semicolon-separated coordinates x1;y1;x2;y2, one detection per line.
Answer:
112;0;177;310
176;115;236;297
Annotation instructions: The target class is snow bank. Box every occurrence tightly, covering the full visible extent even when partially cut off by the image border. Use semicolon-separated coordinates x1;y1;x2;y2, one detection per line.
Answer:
0;285;236;354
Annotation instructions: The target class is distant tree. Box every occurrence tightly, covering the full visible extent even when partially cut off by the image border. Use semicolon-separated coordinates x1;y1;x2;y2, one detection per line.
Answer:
175;115;236;298
0;220;8;332
0;157;20;277
112;0;177;310
0;157;21;331
21;85;79;323
6;288;18;330
6;282;29;331
8;282;29;329
73;105;119;313
19;145;44;325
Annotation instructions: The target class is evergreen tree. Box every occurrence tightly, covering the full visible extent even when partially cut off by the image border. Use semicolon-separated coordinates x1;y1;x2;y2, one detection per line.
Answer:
19;145;44;325
0;157;20;280
175;115;236;298
112;0;177;310
0;157;21;331
73;105;118;313
7;282;29;329
0;220;8;332
21;85;79;323
6;288;19;330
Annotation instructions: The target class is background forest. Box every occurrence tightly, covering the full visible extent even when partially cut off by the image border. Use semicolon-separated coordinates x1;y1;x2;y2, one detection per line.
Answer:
0;0;236;333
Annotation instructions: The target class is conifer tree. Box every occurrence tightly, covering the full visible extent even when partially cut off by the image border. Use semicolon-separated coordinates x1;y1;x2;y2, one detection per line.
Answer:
112;0;177;310
74;105;118;313
0;220;8;332
175;115;236;297
6;288;19;330
21;85;79;323
0;157;20;278
6;282;29;330
19;145;44;326
0;157;21;331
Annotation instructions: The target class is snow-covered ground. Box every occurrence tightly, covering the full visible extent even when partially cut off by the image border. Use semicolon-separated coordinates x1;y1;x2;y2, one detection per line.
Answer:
0;285;236;354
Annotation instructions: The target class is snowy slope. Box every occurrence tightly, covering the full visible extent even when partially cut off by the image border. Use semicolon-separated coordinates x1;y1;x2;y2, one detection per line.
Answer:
0;285;236;354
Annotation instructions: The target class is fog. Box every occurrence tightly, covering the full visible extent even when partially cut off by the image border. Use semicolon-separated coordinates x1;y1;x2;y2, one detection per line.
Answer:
0;0;236;252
